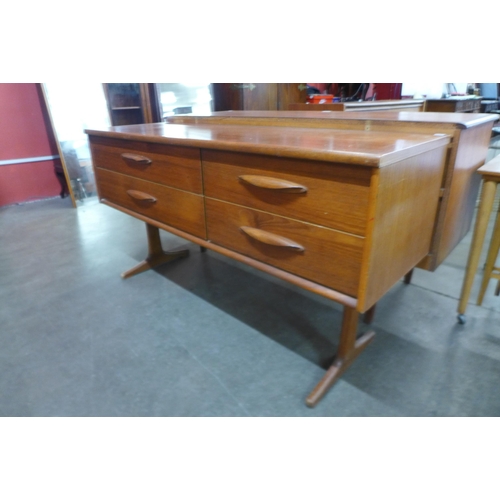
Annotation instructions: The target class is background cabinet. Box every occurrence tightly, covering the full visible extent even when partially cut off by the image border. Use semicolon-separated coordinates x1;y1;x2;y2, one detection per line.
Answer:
424;98;481;113
212;83;308;111
104;83;160;125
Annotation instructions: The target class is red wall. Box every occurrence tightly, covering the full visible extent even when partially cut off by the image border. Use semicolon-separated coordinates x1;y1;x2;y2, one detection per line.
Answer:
307;83;400;100
0;83;62;207
373;83;402;100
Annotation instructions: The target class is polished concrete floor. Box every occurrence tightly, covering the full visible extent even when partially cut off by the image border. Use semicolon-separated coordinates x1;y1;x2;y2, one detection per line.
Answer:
1;191;500;417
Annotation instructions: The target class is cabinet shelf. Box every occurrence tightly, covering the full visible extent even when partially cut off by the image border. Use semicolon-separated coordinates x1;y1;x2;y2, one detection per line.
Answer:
104;83;159;126
111;106;142;111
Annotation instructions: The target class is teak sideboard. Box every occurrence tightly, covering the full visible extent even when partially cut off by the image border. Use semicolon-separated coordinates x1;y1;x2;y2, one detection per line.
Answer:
85;111;494;407
166;111;497;272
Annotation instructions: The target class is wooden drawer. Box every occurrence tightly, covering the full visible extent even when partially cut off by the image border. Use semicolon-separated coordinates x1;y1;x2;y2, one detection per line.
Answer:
202;150;371;236
205;199;364;297
89;136;202;193
96;168;206;238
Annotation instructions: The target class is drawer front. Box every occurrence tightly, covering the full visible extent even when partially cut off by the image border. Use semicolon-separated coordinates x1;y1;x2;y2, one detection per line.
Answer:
206;199;364;297
90;136;202;193
96;168;206;238
202;150;371;236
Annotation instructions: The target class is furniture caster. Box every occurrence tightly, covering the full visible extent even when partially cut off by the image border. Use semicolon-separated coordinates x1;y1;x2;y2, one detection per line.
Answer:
457;314;466;325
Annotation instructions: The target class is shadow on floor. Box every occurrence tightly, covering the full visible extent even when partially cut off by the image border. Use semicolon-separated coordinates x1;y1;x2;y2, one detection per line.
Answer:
148;241;351;370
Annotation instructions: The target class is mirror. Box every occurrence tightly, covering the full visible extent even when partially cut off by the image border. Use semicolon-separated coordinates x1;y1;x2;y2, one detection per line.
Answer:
155;83;213;119
41;83;111;207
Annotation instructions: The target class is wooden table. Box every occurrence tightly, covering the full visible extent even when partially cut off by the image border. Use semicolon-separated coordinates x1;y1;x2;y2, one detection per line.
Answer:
84;118;463;407
458;156;500;323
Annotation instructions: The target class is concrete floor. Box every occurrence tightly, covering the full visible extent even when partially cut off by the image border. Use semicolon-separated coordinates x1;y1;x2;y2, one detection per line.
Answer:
1;192;499;417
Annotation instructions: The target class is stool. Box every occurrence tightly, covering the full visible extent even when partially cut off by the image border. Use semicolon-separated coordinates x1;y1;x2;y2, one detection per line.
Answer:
477;201;500;304
491;127;500;157
458;156;500;323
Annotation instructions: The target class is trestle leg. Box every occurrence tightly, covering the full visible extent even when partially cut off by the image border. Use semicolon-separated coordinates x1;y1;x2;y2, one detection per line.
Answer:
121;223;189;279
306;306;375;408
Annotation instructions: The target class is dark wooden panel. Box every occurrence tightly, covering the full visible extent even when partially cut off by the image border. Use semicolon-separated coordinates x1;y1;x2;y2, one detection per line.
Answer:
277;84;308;110
213;84;307;111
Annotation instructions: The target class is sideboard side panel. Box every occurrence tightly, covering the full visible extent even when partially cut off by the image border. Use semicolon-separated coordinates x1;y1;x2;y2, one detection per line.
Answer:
358;146;448;312
434;123;494;267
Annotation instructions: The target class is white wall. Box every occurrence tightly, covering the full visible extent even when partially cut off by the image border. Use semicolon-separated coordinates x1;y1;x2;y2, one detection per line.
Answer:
402;83;469;98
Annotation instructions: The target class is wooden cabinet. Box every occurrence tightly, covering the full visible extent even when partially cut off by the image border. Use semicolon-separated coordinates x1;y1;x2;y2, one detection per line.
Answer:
425;97;482;113
85;118;453;406
166;110;497;272
103;83;159;125
276;83;309;110
212;83;308;111
289;100;425;112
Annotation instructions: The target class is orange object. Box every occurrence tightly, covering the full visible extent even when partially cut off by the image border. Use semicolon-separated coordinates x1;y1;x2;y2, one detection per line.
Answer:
307;94;334;104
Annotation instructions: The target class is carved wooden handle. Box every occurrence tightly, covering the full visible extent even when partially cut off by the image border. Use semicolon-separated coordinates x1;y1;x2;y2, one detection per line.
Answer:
240;226;304;252
126;190;157;203
238;175;308;193
121;153;152;165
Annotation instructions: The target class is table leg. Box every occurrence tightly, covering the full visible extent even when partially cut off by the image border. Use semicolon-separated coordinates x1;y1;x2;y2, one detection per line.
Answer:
121;223;189;279
457;180;498;322
404;269;414;285
364;269;412;325
306;306;375;408
477;208;500;305
363;304;376;324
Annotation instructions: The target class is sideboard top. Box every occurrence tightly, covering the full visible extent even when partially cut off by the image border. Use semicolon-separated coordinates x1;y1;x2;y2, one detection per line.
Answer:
85;122;451;168
164;110;498;129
